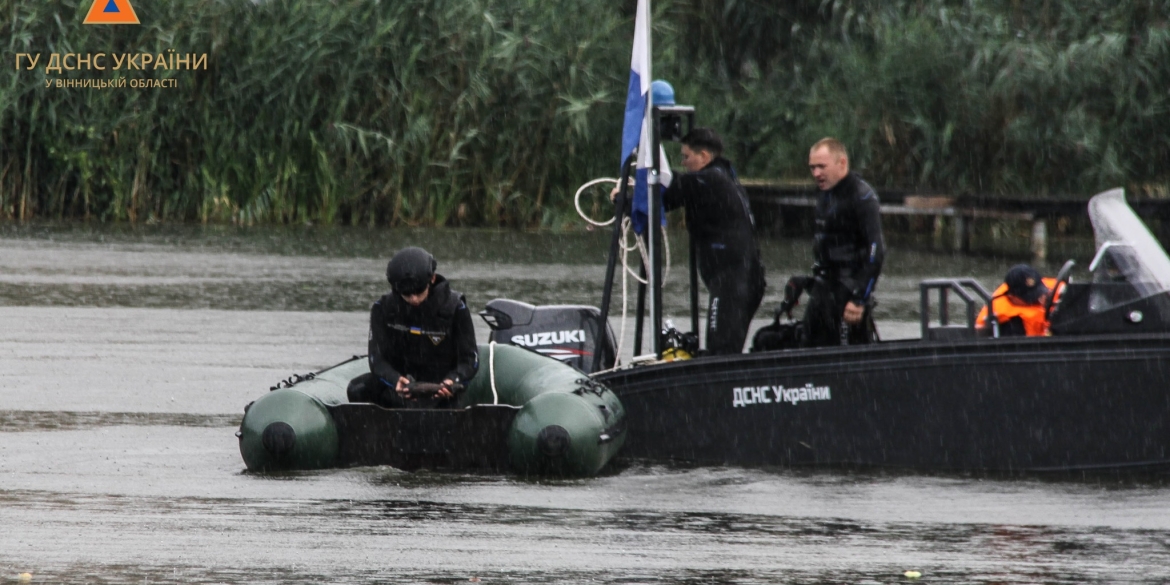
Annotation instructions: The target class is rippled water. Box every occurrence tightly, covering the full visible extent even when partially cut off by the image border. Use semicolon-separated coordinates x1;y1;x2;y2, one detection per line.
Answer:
1;223;1167;584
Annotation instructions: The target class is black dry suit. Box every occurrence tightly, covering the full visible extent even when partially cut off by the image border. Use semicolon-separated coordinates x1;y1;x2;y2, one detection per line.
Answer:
805;172;885;346
354;275;478;408
663;156;766;354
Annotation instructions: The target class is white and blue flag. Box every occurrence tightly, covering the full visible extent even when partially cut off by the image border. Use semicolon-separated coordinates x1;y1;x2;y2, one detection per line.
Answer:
619;0;660;235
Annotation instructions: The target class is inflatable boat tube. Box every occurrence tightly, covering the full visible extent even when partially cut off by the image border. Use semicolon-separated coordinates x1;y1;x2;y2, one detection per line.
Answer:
461;343;626;477
237;359;358;471
237;343;625;476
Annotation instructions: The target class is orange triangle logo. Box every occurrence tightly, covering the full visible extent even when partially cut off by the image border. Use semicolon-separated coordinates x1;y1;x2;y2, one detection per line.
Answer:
83;0;140;25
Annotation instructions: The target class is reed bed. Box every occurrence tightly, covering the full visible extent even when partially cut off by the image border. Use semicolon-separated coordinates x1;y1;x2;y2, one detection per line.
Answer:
2;0;628;226
675;0;1170;198
2;0;1168;226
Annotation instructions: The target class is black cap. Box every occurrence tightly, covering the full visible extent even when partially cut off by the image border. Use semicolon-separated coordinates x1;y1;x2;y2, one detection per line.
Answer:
1004;264;1048;304
386;247;436;295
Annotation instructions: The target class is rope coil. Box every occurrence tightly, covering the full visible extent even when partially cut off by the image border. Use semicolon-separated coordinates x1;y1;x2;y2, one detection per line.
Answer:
574;176;673;369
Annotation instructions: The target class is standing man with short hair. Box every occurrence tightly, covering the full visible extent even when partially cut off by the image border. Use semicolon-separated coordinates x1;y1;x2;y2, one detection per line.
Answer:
662;128;766;354
805;138;885;346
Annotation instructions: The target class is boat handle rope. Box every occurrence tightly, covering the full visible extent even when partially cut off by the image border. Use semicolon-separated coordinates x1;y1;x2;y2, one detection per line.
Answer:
488;341;499;405
574;176;672;369
573;377;607;397
267;355;363;391
269;372;316;391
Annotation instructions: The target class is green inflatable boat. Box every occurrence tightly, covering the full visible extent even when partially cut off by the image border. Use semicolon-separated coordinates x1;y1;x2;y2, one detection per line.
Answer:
237;343;626;477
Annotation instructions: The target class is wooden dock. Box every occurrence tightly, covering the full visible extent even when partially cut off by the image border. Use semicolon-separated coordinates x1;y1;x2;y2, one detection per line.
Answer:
740;180;1170;262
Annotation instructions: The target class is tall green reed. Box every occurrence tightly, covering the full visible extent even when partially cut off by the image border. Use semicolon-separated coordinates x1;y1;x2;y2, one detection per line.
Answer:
673;0;1170;198
3;0;1170;229
1;0;628;226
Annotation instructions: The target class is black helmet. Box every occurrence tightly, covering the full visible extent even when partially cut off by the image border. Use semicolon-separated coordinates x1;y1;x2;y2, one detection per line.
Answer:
386;247;436;295
1004;264;1048;304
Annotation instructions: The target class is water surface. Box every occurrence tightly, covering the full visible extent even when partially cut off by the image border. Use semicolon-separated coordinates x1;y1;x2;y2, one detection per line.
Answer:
1;224;1165;584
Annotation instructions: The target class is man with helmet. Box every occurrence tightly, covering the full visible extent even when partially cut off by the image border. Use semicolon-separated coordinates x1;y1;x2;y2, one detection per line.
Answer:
346;247;478;408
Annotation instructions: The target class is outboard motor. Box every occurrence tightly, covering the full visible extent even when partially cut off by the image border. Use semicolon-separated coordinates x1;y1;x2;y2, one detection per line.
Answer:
479;299;616;374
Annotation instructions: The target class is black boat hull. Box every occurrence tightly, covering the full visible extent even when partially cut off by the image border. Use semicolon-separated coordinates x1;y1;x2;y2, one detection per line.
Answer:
332;404;519;472
596;333;1170;472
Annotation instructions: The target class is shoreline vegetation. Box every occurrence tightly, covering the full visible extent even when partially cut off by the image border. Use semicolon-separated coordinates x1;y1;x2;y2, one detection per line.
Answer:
2;0;1168;227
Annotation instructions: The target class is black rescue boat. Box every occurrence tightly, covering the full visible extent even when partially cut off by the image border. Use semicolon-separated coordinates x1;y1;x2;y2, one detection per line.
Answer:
483;188;1170;472
587;188;1170;472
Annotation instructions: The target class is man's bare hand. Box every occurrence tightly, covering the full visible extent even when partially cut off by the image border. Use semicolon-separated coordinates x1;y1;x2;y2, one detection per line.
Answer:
609;178;636;203
395;376;412;398
843;301;865;325
436;379;455;400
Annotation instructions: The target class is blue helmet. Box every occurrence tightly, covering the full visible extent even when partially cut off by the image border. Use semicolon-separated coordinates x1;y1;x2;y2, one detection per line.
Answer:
651;79;675;106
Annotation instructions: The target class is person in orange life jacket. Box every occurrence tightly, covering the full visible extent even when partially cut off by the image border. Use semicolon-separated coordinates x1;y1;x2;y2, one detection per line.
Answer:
976;264;1061;337
346;247;478;409
660;128;767;355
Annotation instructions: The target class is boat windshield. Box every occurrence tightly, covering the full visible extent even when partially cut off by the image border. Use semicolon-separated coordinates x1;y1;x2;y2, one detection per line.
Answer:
1087;188;1170;311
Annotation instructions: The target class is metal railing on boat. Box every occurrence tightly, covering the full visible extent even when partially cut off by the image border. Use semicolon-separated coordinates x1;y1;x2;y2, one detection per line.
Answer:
919;279;995;341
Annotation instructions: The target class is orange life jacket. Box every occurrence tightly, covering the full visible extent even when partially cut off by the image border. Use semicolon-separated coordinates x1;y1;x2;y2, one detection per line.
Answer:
976;277;1060;336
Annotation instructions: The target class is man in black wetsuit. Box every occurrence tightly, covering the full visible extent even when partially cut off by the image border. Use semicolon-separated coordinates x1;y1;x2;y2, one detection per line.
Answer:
347;247;478;409
804;137;885;346
662;128;766;355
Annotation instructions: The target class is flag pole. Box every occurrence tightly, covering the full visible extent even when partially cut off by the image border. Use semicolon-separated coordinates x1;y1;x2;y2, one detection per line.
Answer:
611;0;659;360
644;2;664;357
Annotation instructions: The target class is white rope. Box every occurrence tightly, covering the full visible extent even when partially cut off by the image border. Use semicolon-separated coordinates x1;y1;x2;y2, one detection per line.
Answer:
488;341;499;405
573;176;676;371
574;177;619;227
620;216;648;285
617;217;671;284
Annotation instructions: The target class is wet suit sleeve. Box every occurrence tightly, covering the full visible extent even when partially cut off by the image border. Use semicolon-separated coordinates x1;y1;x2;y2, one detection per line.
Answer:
852;189;885;303
367;301;403;385
671;165;746;220
444;299;479;390
661;174;692;212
